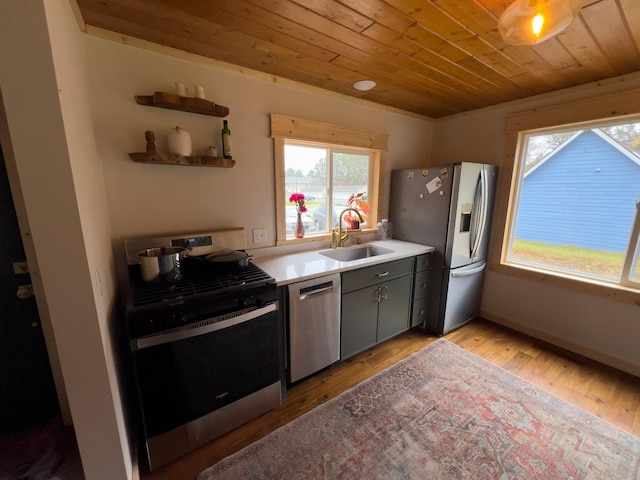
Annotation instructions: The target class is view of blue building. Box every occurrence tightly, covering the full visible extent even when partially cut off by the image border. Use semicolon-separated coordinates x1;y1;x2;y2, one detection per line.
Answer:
514;129;640;252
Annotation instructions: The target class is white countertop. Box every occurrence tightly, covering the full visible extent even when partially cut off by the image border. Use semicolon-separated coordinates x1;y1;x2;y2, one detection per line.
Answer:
251;240;434;285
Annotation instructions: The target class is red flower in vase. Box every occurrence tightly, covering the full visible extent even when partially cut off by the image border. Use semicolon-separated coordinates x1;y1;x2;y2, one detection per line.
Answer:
289;192;307;213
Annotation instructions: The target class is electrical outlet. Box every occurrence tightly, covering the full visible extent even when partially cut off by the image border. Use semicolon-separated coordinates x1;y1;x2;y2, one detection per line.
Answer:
252;228;267;243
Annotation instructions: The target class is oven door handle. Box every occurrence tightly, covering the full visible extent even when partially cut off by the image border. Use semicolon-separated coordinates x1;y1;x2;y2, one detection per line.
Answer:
132;302;278;351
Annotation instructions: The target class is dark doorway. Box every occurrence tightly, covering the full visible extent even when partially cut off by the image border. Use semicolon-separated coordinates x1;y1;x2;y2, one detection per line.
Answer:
0;142;60;433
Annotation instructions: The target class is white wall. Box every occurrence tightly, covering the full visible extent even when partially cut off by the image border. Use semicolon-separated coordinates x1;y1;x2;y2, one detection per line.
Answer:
0;1;131;479
433;77;640;374
85;36;434;260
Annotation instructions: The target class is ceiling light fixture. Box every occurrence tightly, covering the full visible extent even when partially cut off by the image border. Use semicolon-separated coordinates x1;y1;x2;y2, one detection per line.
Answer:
353;80;376;91
498;0;583;46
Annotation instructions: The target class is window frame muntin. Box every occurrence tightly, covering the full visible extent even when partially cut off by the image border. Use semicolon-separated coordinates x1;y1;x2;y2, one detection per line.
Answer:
620;196;640;288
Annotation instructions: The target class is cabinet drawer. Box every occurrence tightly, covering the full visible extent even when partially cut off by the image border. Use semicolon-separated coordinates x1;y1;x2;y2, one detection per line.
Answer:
342;258;414;293
413;270;431;300
411;297;429;327
415;252;433;273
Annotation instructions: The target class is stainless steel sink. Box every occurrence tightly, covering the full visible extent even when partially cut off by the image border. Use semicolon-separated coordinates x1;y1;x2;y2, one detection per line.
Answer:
319;245;395;262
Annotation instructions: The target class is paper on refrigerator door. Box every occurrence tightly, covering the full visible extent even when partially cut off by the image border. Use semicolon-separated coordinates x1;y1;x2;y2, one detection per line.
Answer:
426;176;443;193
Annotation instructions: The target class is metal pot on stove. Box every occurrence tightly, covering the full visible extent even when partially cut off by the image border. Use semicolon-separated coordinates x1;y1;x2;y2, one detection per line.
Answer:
137;246;186;283
205;248;254;271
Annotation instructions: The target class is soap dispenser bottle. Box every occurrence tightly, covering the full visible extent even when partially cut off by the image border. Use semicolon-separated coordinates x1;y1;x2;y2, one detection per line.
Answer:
376;219;393;240
330;229;338;248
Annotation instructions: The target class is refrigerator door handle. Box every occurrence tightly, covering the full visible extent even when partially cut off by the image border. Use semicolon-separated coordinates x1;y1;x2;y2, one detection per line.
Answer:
470;167;489;259
479;167;489;245
470;171;482;258
451;261;486;278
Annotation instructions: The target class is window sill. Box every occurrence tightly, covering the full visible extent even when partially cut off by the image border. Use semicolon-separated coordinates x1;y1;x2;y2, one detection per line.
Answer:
276;228;376;246
490;261;640;306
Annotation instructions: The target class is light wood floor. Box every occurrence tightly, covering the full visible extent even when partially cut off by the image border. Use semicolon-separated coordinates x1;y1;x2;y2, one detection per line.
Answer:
141;317;640;480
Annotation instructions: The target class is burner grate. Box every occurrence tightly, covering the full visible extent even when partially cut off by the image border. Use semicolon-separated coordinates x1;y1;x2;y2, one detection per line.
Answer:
128;263;275;309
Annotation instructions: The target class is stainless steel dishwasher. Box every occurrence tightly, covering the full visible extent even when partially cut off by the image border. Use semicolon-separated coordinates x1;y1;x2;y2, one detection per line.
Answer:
288;273;341;383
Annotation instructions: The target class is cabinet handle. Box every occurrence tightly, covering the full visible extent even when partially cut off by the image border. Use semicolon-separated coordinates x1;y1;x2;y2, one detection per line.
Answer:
374;287;381;303
380;286;388;301
376;271;389;278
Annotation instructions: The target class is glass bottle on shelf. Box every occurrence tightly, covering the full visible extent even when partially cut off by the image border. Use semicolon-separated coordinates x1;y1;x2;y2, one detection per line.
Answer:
221;120;232;159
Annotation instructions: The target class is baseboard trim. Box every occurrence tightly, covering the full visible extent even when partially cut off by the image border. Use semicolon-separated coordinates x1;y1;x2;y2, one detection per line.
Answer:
479;310;640;378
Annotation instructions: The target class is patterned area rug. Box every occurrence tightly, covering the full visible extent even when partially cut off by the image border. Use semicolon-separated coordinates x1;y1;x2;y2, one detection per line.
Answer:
199;339;640;479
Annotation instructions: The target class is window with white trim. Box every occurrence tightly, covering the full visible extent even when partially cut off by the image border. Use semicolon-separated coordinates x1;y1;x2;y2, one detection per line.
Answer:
504;117;640;289
271;115;387;245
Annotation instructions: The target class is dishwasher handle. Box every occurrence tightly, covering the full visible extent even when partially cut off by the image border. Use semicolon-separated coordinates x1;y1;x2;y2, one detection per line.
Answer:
299;280;335;300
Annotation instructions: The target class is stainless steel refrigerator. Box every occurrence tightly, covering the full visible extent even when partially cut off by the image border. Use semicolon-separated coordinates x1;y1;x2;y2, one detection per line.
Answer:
389;163;498;335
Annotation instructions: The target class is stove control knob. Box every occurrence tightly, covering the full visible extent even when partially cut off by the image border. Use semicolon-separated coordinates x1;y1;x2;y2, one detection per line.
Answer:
237;298;246;308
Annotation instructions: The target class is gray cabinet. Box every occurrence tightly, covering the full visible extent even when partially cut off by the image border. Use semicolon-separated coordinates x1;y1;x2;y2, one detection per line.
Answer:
339;286;378;358
341;258;414;359
377;276;413;340
410;252;433;327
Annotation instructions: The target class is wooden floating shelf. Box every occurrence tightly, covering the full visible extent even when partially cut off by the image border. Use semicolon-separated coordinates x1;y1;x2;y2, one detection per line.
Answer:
134;92;230;117
129;152;235;168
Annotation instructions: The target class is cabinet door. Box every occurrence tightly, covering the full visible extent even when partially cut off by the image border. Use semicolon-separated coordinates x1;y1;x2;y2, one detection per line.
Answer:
340;287;378;359
377;276;412;342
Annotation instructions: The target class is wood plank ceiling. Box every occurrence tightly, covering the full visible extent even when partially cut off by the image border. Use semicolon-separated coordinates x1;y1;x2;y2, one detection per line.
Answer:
75;0;640;119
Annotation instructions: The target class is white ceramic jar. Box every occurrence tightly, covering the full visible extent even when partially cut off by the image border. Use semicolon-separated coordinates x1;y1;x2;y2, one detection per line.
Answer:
167;126;192;156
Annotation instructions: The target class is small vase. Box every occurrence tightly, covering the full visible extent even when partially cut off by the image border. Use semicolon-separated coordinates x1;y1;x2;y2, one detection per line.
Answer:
295;212;305;238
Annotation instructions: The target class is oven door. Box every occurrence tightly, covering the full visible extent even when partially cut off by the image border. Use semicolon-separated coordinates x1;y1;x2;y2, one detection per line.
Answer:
131;302;280;439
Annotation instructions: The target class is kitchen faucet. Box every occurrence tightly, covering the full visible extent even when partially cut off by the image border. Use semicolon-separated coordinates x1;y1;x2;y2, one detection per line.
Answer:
337;208;364;247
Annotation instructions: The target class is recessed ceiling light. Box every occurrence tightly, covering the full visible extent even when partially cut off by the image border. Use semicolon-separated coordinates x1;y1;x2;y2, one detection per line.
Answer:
353;80;376;91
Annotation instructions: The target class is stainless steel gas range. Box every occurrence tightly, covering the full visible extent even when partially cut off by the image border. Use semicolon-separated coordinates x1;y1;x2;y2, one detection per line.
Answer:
123;228;283;471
